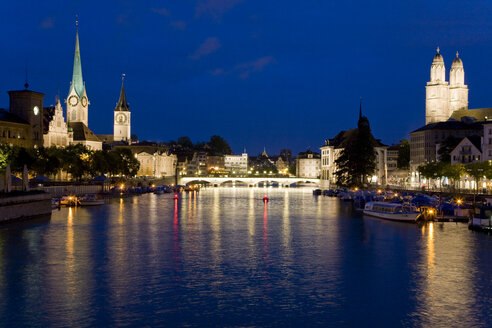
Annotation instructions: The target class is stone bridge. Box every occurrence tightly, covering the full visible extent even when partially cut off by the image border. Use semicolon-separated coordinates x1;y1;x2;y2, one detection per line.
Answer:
179;176;320;187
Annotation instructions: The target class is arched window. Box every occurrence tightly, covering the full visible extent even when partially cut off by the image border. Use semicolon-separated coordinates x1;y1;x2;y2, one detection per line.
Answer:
72;111;76;121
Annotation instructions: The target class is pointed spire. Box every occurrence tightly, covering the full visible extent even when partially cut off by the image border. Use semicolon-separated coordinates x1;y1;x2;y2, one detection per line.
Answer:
115;74;130;111
24;60;29;89
456;51;459;58
437;46;440;54
359;97;362;119
70;17;84;98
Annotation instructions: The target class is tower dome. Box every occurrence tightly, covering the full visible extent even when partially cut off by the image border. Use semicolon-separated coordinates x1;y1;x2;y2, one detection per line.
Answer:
451;51;463;68
433;47;444;63
450;51;465;87
430;47;445;82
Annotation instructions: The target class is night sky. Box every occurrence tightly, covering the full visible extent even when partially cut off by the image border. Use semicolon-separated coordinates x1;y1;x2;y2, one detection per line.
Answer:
2;1;492;155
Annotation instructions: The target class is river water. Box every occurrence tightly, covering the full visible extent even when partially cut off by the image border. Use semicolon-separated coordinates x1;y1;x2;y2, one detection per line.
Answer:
1;188;492;327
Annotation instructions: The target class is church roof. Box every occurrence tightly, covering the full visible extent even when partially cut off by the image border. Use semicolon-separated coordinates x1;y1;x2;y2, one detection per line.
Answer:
69;29;85;99
297;149;320;159
450;108;492;121
0;109;29;125
466;135;482;152
69;122;101;142
411;120;483;133
115;80;129;111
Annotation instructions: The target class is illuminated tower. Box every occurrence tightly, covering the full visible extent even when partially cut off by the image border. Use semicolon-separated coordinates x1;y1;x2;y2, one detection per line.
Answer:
425;47;449;124
113;75;131;142
449;51;468;115
66;22;89;127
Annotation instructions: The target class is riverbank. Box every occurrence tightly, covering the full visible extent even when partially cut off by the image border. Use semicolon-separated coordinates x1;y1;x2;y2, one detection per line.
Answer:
0;191;52;223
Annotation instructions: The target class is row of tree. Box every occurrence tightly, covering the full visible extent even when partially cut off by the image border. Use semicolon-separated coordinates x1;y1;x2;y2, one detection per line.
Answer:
417;161;492;191
0;144;140;180
167;135;233;157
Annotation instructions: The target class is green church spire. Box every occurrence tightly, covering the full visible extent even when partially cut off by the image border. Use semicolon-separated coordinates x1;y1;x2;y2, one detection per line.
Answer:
70;23;85;98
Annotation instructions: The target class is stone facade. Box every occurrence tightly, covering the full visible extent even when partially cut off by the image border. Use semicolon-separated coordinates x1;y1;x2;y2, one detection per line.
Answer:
135;151;177;178
482;123;492;161
43;99;73;147
426;48;468;124
296;150;320;179
224;153;248;173
0;109;31;147
8;90;45;147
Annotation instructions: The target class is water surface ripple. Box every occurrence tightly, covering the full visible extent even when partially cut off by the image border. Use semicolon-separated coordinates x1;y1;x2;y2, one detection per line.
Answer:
1;188;492;327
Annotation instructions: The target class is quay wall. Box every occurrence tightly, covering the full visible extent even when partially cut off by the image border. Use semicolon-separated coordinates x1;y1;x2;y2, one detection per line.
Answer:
36;185;104;197
0;193;52;223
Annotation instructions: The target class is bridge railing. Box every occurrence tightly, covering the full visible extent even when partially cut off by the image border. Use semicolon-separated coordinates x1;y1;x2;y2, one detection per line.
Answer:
180;174;300;179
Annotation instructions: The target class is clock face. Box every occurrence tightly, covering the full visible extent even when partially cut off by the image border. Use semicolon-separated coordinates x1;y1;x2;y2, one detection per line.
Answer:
69;95;78;106
33;106;39;116
81;96;88;107
116;113;126;123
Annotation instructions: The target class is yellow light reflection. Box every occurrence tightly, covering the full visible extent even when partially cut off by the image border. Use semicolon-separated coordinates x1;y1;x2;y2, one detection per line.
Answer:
427;222;435;274
119;197;124;224
248;188;255;237
282;190;290;247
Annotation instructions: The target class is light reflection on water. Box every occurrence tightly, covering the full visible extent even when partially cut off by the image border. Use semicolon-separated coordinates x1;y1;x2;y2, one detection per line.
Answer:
1;188;492;327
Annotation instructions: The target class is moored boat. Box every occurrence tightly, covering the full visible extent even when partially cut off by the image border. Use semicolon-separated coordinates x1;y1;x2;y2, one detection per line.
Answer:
78;194;105;206
469;206;492;232
60;195;78;206
363;201;420;222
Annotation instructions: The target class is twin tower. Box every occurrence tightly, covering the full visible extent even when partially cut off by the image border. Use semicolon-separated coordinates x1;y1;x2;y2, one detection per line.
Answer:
425;47;468;124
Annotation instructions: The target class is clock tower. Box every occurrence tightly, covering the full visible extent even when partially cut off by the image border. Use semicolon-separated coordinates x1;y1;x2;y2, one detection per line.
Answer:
66;23;89;127
113;76;131;142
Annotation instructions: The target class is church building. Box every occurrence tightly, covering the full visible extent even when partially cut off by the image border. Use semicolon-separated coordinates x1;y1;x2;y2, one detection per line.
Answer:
66;24;102;150
113;77;131;142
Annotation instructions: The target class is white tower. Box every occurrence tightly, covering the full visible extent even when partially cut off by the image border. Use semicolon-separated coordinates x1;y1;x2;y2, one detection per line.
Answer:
113;75;131;142
425;47;449;124
449;51;468;115
66;22;90;127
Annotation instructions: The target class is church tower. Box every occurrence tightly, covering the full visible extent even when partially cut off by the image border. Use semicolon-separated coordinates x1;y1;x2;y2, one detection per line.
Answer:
425;47;449;124
66;22;90;127
113;76;131;142
449;52;468;115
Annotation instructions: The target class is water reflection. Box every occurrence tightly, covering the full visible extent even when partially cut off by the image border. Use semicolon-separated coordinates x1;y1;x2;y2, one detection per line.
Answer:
1;189;492;327
411;222;480;326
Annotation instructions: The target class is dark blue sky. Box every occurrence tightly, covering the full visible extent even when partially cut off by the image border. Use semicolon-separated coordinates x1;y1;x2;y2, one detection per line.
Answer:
1;1;492;155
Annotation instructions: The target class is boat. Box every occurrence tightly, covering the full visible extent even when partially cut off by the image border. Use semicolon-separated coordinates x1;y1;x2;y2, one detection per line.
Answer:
51;198;61;209
78;194;105;206
469;206;492;232
60;195;78;206
363;201;421;222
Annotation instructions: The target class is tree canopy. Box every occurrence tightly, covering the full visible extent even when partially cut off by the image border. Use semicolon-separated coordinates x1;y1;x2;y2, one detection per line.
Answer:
335;117;377;187
1;144;140;181
438;136;462;163
397;139;410;169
